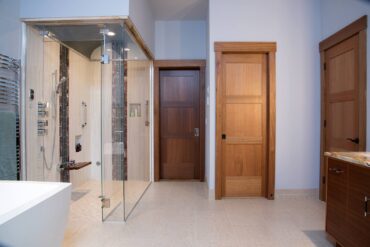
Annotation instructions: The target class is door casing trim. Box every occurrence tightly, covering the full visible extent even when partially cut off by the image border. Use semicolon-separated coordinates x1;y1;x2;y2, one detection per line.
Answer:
215;42;277;200
153;60;206;181
319;15;367;201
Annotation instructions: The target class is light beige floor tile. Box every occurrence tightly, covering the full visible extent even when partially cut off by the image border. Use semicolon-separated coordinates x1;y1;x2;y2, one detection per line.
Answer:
63;181;335;247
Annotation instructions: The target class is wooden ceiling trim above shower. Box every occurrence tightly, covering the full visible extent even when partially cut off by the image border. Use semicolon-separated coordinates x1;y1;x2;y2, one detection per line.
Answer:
124;18;154;60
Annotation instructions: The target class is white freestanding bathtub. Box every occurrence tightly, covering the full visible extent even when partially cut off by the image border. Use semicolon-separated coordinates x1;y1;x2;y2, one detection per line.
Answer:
0;181;71;247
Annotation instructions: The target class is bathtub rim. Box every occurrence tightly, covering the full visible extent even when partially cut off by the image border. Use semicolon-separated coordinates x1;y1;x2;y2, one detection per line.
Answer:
0;180;71;225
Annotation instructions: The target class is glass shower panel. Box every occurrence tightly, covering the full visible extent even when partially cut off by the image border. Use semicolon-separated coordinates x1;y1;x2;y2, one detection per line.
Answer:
100;23;125;221
124;30;151;219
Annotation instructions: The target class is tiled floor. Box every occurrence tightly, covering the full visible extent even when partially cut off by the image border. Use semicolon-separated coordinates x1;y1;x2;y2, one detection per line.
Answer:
63;181;335;247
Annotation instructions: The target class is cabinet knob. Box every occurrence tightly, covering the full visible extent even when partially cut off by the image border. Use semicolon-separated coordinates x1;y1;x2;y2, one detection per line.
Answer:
365;196;368;217
329;167;344;174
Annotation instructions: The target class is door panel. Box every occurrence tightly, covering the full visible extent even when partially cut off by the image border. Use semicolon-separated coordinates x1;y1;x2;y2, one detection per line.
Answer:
328;50;355;94
225;104;262;138
325;35;359;152
221;54;267;197
164;107;194;136
160;70;200;179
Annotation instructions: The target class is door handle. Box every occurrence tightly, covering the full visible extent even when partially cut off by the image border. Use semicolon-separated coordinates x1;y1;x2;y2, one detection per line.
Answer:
194;128;199;137
145;100;150;127
346;137;360;144
365;196;368;217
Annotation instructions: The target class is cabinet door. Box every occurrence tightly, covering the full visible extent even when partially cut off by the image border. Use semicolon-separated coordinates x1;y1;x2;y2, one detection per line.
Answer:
326;159;348;245
346;165;370;247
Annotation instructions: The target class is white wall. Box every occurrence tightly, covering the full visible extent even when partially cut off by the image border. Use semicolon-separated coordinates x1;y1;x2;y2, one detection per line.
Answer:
20;0;129;19
0;0;21;59
320;0;370;149
69;51;94;188
155;21;207;59
207;0;322;190
127;61;151;181
129;0;155;56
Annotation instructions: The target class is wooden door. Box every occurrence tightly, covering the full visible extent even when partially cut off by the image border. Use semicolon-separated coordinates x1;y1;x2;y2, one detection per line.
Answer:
160;70;200;179
221;54;267;197
325;35;361;152
319;16;367;201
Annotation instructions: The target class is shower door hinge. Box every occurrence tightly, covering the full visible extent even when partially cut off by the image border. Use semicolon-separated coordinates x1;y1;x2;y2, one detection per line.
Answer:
101;197;110;208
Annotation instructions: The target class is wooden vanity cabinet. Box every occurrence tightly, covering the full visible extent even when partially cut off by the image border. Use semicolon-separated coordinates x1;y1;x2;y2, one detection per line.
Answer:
326;158;370;247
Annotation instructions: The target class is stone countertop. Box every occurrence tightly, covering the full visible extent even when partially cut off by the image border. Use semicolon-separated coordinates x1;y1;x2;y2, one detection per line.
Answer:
325;152;370;168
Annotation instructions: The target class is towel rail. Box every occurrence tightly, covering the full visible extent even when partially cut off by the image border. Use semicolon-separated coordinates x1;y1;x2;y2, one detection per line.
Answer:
0;52;20;181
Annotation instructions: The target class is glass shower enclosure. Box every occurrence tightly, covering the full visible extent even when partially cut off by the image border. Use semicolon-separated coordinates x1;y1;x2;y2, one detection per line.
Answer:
23;19;152;221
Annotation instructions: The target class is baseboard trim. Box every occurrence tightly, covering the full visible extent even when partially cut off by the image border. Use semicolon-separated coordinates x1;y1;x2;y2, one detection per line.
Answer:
275;189;319;199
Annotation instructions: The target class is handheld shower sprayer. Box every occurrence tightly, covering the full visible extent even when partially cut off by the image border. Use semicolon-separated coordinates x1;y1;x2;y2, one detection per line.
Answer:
43;74;67;171
56;76;67;94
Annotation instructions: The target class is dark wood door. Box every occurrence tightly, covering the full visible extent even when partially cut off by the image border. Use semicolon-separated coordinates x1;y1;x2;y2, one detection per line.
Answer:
319;16;367;202
221;54;267;197
325;34;361;153
160;70;200;179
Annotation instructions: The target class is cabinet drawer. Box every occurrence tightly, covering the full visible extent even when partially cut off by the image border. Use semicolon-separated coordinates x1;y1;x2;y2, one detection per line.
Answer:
326;159;348;244
327;159;348;206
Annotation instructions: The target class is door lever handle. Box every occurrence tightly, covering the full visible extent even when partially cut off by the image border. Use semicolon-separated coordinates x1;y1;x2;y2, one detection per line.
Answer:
365;196;368;217
194;128;199;137
346;137;360;144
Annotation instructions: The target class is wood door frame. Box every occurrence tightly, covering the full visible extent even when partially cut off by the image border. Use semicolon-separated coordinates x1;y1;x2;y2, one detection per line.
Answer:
319;15;367;201
215;42;277;200
154;60;206;181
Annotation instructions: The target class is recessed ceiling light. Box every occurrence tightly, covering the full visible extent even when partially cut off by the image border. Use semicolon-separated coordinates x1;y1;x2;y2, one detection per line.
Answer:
107;31;115;36
124;48;130;52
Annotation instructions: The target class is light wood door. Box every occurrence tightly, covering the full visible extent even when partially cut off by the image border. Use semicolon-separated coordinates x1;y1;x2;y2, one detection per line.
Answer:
325;35;360;152
221;54;267;197
160;70;200;179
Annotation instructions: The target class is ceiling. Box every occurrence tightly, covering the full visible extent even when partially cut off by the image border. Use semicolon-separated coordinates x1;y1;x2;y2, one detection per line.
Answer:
148;0;208;21
37;23;147;60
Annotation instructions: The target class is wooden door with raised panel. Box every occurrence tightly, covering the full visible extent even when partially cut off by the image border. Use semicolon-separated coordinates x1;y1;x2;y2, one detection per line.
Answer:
325;35;360;152
160;70;200;179
221;54;267;197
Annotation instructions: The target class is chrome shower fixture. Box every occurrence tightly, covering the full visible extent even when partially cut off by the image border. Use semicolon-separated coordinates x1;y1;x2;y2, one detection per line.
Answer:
38;102;48;117
39;30;55;38
99;28;111;64
37;102;48;136
56;76;67;94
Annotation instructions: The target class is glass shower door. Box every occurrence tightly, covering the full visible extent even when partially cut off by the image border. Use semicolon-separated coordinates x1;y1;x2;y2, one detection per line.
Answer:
100;22;152;221
100;24;126;221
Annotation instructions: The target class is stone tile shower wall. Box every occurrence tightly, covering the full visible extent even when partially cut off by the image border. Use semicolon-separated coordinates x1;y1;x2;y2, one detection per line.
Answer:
59;46;70;182
111;42;127;180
